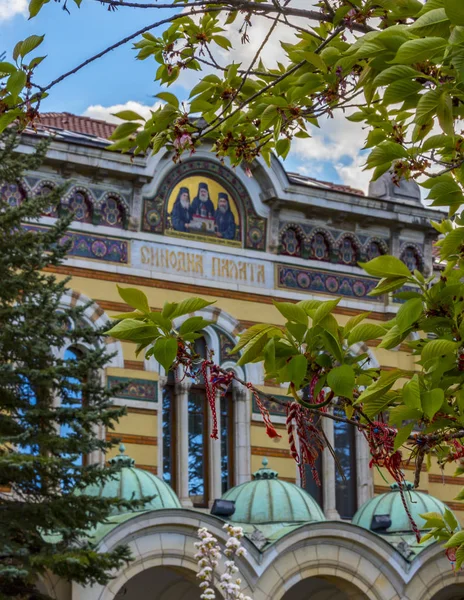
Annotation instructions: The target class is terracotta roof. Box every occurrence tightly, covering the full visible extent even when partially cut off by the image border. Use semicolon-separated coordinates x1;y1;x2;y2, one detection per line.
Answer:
38;112;116;140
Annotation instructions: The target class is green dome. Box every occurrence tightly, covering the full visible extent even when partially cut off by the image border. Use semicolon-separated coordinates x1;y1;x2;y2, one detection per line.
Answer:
222;458;325;525
352;481;459;535
77;445;181;514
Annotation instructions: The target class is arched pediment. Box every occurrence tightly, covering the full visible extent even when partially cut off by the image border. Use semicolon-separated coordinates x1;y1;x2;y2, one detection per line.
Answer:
141;159;267;251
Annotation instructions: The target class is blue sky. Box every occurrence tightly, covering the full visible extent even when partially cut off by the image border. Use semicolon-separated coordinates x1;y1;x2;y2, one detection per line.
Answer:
0;0;370;192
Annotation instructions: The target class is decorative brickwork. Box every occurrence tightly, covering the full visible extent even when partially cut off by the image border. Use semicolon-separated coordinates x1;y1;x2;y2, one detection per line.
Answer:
24;225;128;263
107;376;158;402
277;264;380;300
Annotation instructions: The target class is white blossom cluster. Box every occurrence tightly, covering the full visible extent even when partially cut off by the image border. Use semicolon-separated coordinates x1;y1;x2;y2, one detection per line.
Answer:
194;524;252;600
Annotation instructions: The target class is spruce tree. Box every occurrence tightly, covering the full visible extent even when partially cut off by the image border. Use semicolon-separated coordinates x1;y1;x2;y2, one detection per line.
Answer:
0;129;137;599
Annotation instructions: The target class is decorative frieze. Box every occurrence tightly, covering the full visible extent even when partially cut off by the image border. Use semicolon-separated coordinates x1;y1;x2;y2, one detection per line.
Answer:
107;376;158;402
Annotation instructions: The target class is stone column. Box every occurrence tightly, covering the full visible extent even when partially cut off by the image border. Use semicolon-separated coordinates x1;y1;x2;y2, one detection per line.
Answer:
356;428;373;506
209;389;223;506
266;199;281;254
233;382;251;485
174;377;193;508
322;413;341;520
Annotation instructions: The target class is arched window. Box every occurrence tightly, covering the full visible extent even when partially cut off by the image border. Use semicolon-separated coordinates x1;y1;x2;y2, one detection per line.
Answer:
281;227;302;257
401;245;422;272
38;184;58;217
339;237;358;266
100;196;126;228
334;407;357;519
309;232;330;261
366;241;382;261
162;335;235;507
60;346;88;466
65;190;93;223
1;182;25;207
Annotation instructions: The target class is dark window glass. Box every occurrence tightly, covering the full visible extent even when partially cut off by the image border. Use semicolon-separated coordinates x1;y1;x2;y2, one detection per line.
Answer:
220;394;233;494
162;385;175;487
188;391;208;507
334;408;357;519
60;347;85;466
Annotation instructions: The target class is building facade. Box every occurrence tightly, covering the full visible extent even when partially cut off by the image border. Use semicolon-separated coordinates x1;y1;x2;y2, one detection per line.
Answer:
8;112;464;599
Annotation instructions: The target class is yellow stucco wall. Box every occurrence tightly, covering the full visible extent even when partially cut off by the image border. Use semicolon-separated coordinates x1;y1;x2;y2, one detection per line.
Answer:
59;268;464;520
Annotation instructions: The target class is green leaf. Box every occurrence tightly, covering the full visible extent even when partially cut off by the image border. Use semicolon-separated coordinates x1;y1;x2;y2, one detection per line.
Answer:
378;324;406;349
287;354;308;389
445;0;464;25
444;508;459;532
343;312;371;336
0;62;16;75
111;310;145;320
214;35;232;50
409;8;450;35
389;405;422;426
396;297;423;332
403;375;422;410
231;324;282;353
355;370;407;406
347;323;386;345
105;319;156;341
391;37;447;64
29;0;49;17
313;299;340;325
437;92;454;135
383;79;422;106
393;423;414;451
155;92;180;108
419;512;446;528
147;312;172;331
112;110;145;121
303;51;327;73
421;339;457;364
373;65;421;87
20;35;44;58
297;299;322;314
237;332;269;366
7;70;26;98
273;301;308;325
178;316;209;335
153;337;178;372
422;388;445;419
117;285;150;313
276;138;291;159
368;277;409;296
0;110;20;134
366;141;407;169
109;122;140;140
360;255;412;278
170;297;215;319
415;87;443;125
444;530;464;548
327;364;355;400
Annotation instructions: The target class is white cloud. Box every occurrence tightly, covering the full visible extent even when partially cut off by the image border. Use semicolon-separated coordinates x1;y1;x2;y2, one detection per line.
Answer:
82;100;163;124
287;109;372;192
0;0;27;21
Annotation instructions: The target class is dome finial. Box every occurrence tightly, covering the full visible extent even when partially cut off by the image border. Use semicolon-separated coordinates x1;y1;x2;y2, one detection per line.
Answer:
253;458;278;480
109;444;135;467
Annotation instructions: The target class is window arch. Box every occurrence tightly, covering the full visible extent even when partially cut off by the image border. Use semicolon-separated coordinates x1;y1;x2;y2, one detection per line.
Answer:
100;195;126;229
308;231;331;262
338;235;359;266
64;189;93;223
37;183;58;217
1;181;25;207
400;244;423;273
280;226;303;258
